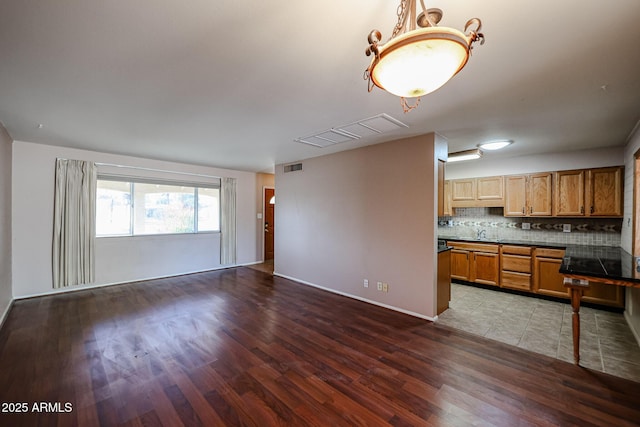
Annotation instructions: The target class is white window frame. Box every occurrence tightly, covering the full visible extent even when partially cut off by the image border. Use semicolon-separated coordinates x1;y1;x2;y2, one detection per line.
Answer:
96;175;221;237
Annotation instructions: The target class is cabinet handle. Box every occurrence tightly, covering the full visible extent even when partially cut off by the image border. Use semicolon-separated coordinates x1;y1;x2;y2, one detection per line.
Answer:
530;206;533;214
581;206;584;214
522;207;525;214
591;206;594;214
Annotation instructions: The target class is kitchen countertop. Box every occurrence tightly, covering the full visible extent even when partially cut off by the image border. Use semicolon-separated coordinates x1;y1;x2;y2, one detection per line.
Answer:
437;245;452;253
439;235;567;249
439;235;640;284
560;245;640;284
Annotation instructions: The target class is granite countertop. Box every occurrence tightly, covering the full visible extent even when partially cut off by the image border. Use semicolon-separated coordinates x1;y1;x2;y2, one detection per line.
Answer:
560;246;640;284
437;245;452;253
438;235;640;284
438;235;566;249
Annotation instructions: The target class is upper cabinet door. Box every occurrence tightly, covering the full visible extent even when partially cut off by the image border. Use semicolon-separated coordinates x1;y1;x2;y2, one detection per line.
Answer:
504;175;526;217
555;170;585;216
588;167;623;216
451;179;476;201
476;176;504;201
528;172;553;216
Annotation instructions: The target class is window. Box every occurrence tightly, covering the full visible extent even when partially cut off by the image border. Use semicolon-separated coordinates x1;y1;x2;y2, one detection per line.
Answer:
96;178;220;237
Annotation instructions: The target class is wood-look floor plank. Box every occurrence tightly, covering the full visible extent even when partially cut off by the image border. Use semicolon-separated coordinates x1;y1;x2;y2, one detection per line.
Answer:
0;267;639;426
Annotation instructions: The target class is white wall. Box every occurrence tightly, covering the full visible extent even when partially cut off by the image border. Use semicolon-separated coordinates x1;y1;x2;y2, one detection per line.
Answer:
445;146;625;179
12;141;259;298
0;124;12;324
622;123;640;341
275;133;443;319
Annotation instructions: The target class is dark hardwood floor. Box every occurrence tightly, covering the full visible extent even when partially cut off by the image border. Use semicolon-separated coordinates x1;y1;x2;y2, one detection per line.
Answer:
0;267;639;426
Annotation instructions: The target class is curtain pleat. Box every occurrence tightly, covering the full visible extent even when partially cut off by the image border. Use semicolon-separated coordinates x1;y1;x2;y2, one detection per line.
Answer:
220;177;237;265
53;159;97;288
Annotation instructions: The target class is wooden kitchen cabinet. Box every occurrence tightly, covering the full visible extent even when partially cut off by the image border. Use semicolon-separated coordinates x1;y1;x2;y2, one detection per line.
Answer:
450;249;471;281
473;251;500;286
443;180;453;216
533;248;568;298
500;245;532;291
554;167;623;217
583;281;624;307
448;241;499;286
451;178;476;202
504;173;552;217
477;176;504;201
451;176;504;208
587;167;623;216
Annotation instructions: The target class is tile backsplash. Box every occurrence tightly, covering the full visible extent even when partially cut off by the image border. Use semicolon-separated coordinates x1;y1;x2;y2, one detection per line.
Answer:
438;208;622;247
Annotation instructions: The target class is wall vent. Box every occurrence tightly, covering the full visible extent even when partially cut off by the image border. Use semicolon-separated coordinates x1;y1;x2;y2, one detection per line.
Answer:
294;113;408;148
284;162;303;173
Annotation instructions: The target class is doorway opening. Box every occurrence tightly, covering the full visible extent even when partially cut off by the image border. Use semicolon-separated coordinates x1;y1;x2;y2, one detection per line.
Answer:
263;187;275;262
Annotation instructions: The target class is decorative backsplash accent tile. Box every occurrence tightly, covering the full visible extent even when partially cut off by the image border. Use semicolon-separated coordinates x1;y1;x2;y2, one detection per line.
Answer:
439;208;622;247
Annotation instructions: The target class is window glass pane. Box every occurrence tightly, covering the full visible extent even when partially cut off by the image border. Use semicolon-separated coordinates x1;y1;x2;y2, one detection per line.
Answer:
133;183;195;234
198;187;220;232
96;180;132;236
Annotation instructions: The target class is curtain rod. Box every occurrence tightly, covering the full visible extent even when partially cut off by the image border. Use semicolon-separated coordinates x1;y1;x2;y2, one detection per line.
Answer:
57;158;222;179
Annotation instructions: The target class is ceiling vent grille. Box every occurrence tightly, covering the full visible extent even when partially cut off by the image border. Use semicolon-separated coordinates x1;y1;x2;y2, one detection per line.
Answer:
294;113;408;148
284;162;303;173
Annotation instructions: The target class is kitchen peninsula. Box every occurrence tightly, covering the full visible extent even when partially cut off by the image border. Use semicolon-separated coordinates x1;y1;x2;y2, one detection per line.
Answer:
560;246;640;365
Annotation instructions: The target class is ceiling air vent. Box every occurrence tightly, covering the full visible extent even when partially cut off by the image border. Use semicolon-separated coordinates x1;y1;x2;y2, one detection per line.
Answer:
284;162;303;173
295;113;408;148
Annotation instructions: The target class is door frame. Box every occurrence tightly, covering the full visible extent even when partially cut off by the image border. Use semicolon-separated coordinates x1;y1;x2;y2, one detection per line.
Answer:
262;186;275;261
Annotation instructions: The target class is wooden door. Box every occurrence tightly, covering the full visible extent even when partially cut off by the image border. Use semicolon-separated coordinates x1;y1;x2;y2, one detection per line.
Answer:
555;170;585;216
264;188;275;260
472;252;499;286
504;175;526;216
587;167;623;216
528;172;553;216
450;249;470;281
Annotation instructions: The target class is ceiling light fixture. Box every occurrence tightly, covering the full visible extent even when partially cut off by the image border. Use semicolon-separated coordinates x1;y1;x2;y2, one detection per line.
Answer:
478;140;513;151
365;0;485;113
447;148;483;162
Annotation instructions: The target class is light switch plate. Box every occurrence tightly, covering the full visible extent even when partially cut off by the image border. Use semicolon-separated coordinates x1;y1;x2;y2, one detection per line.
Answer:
257;213;263;219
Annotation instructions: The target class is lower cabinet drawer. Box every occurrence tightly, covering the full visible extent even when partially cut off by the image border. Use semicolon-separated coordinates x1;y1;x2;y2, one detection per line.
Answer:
501;271;532;291
501;254;531;273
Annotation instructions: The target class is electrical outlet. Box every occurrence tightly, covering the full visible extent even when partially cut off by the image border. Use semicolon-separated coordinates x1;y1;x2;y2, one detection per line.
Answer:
363;279;369;288
563;224;571;233
382;283;389;292
377;281;383;291
522;222;531;230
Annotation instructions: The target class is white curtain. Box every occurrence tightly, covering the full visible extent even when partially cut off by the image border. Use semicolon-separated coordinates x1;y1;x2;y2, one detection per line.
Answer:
53;159;97;288
220;177;237;265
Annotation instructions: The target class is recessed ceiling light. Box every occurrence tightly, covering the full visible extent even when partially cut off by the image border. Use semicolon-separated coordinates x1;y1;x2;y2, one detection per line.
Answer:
478;140;513;151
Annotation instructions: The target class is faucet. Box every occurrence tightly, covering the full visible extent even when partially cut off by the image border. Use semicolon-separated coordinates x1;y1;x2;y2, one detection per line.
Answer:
477;229;487;240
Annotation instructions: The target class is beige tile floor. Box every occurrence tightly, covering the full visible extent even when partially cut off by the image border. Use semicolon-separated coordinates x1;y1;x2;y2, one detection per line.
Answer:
437;283;640;383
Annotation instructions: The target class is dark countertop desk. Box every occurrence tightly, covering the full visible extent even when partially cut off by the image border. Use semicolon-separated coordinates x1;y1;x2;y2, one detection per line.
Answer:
560;245;640;365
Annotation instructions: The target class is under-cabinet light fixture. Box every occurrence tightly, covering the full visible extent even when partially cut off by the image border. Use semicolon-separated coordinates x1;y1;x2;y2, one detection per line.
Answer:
447;148;483;162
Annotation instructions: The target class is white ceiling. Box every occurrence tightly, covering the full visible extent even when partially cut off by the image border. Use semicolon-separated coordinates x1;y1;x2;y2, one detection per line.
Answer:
0;0;639;173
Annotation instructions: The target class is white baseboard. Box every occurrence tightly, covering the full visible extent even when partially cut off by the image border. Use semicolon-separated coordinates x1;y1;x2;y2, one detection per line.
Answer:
0;298;13;329
273;272;436;322
624;310;640;348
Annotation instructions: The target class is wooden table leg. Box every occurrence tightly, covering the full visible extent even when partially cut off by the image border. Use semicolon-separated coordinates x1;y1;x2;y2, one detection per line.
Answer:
563;277;589;366
568;286;584;365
